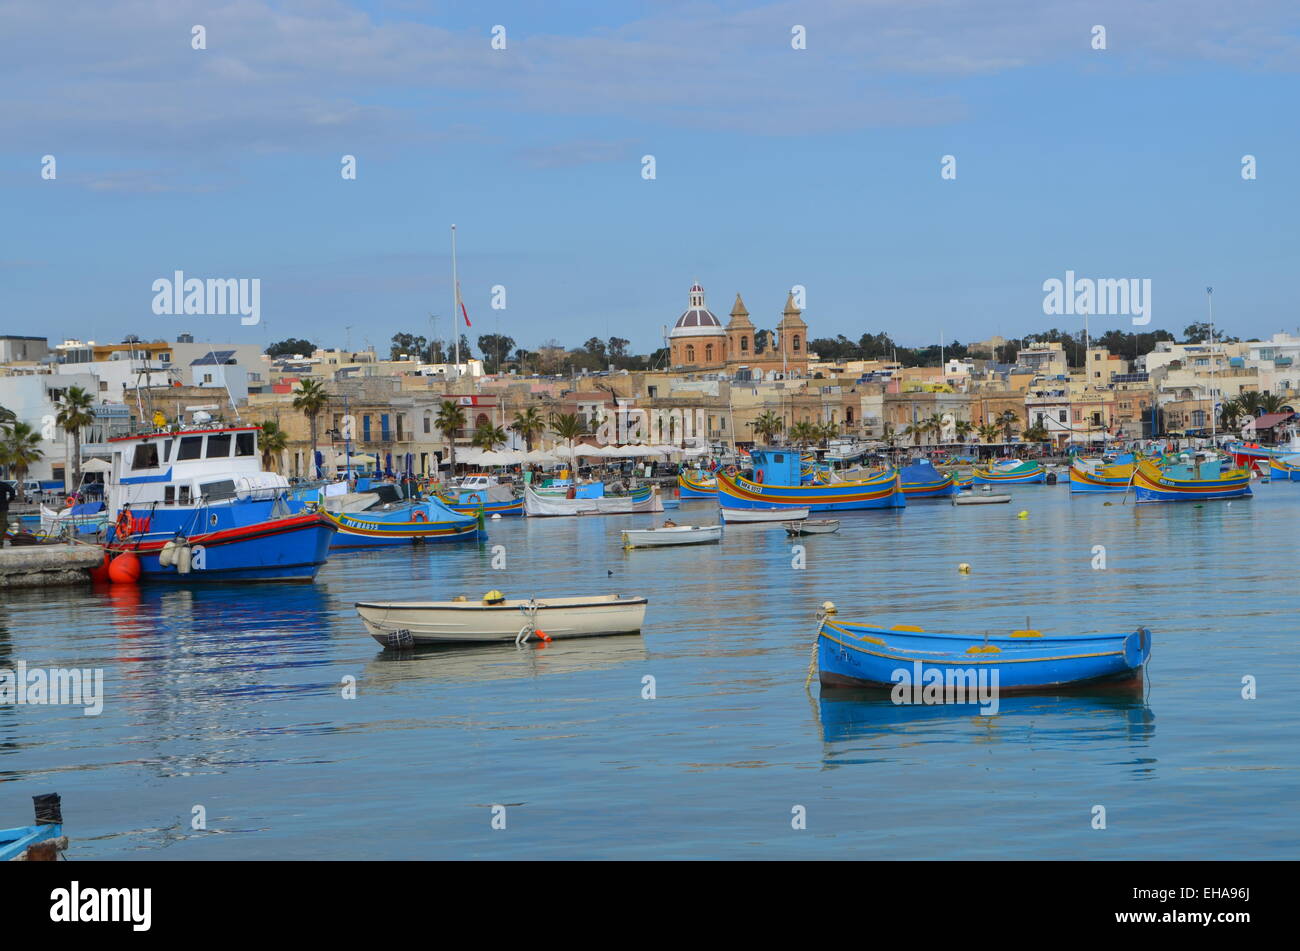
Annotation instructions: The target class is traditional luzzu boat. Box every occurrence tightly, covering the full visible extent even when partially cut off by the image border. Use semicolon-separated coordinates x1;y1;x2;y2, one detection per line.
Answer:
1;793;66;861
325;496;480;547
356;592;648;647
971;459;1046;485
1068;453;1137;493
898;459;958;499
1268;456;1300;481
813;604;1152;692
677;470;718;499
715;449;905;512
523;484;663;516
436;483;525;517
1130;456;1252;503
104;425;337;582
533;479;606;499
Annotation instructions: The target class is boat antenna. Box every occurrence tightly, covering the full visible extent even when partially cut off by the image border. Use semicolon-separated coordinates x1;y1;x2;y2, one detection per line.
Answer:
1208;287;1216;445
451;224;460;383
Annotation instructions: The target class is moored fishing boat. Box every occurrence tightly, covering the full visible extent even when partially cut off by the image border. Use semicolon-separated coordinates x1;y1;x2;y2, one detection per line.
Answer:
523;484;663;516
898;459;958;499
971;460;1046;485
1068;454;1136;493
716;449;905;512
356;592;648;647
324;497;480;547
1269;456;1300;481
813;604;1152;692
952;490;1011;505
435;482;525;517
39;501;109;535
676;470;718;499
720;506;808;523
784;519;839;535
1130;456;1251;503
1;793;66;861
621;524;722;548
103;425;337;582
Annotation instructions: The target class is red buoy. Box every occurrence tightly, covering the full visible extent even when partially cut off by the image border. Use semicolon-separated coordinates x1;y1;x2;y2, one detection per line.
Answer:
107;551;141;585
88;553;112;584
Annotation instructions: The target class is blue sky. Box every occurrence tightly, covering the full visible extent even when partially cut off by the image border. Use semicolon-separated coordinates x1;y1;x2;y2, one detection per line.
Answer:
3;0;1299;356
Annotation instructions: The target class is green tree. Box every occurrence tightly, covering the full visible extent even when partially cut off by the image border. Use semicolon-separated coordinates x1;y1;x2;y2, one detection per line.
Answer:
291;379;329;475
471;421;508;451
997;411;1020;442
749;410;784;444
510;407;545;451
477;334;517;374
265;338;316;358
55;385;95;491
550;412;589;473
434;400;468;474
0;421;44;486
259;420;289;472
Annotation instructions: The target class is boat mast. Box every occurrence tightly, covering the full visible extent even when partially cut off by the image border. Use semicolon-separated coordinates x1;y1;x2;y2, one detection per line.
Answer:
451;224;460;383
1208;286;1216;445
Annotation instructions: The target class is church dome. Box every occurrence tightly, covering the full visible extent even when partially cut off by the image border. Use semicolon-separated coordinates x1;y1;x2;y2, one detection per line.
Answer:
670;282;724;338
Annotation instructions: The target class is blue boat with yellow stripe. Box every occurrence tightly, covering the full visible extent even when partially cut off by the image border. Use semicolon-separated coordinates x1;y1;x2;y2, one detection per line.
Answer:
899;460;958;499
1131;456;1251;503
972;460;1046;485
716;449;904;511
676;471;718;499
815;605;1152;692
325;497;480;547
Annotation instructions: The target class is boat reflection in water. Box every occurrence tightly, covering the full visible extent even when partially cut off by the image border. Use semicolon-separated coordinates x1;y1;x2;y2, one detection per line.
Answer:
816;688;1155;761
363;635;647;688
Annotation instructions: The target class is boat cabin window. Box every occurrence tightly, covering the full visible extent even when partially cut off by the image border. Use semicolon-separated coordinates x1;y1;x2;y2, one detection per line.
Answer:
773;453;784;463
162;439;173;462
200;479;237;501
177;436;204;461
164;486;176;504
178;485;191;504
206;434;232;458
235;432;256;457
131;442;160;470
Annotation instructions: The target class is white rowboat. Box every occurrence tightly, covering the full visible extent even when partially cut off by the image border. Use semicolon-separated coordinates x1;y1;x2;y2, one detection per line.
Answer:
357;594;648;647
784;519;840;535
720;506;809;523
621;524;722;548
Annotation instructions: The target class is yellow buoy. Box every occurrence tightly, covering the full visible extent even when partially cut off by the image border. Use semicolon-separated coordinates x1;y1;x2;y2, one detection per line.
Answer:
958;563;971;573
483;589;506;605
1017;510;1029;519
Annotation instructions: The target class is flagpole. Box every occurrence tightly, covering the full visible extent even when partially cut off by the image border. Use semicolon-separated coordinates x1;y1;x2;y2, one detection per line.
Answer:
451;224;460;383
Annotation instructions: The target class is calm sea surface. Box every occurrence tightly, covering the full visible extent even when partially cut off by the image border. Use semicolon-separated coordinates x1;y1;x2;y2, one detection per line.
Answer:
3;483;1298;859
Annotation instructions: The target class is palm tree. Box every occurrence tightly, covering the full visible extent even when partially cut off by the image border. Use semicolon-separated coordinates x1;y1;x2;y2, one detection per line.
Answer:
259;421;289;472
996;410;1019;442
471;421;507;451
434;400;468;475
978;423;1001;444
788;421;818;447
1260;392;1287;415
510;407;545;451
1236;390;1264;419
551;412;589;474
55;385;95;492
901;423;920;446
954;419;974;443
291;379;329;477
1023;423;1050;444
882;423;898;449
1219;396;1243;432
0;421;44;488
750;410;784;445
0;404;16;429
816;421;839;447
926;413;946;445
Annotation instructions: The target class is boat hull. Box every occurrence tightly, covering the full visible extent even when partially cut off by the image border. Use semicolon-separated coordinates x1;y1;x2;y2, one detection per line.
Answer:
524;485;663;516
107;511;336;582
720;506;809;523
356;595;648;646
677;473;718;499
1131;460;1252;503
327;500;481;547
716;470;905;512
817;620;1151;692
972;463;1046;485
622;525;722;547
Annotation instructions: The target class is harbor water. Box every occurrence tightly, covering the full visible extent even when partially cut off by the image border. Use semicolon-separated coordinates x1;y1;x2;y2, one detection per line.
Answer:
2;483;1297;859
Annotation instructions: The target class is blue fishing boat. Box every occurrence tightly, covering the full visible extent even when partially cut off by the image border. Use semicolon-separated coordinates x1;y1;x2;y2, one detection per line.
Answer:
899;459;958;498
715;449;905;512
1;793;65;861
677;471;717;499
1269;456;1300;481
971;459;1046;485
104;426;337;582
325;496;480;547
815;605;1151;692
1069;453;1136;493
1131;456;1251;503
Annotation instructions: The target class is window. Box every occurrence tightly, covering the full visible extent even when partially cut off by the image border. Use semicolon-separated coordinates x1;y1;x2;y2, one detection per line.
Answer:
686;345;695;363
705;344;714;362
740;336;749;353
381;414;392;440
200;479;237;501
177;436;203;460
131;443;160;469
362;415;371;440
774;453;784;462
235;432;256;456
203;373;214;384
793;335;801;352
178;485;191;504
206;434;232;457
1059;411;1067;422
164;486;176;504
423;415;431;434
162;439;173;462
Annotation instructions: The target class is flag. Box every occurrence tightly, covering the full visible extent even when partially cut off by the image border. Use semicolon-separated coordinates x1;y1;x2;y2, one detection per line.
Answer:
457;282;472;327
